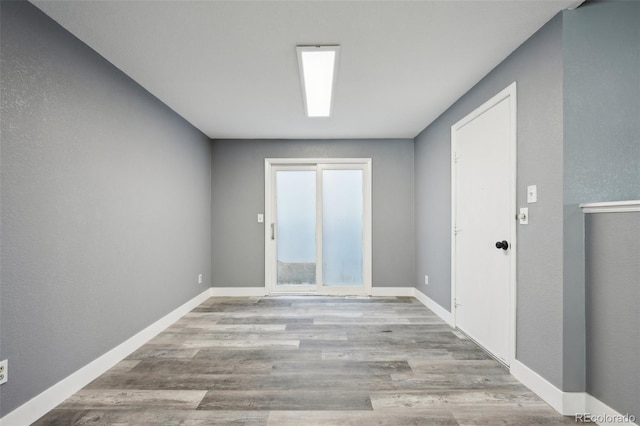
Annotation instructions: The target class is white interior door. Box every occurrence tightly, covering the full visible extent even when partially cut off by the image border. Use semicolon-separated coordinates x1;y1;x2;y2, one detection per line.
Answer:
452;84;516;365
265;159;372;296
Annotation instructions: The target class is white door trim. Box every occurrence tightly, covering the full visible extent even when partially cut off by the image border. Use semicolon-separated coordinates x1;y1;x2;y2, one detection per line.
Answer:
264;158;372;296
450;82;517;365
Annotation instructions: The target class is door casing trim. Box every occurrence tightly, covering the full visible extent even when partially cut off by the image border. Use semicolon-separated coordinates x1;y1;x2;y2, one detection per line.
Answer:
450;82;517;366
264;158;372;296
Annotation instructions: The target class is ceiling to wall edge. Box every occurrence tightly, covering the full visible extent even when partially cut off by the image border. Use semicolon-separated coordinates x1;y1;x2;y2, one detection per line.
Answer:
28;0;586;140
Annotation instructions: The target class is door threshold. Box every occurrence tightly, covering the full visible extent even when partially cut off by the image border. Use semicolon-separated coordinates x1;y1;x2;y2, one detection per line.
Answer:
267;292;371;297
454;327;510;369
268;293;318;296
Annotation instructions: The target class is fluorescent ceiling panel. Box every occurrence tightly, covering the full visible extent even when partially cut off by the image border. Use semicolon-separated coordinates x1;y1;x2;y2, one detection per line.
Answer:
297;46;340;118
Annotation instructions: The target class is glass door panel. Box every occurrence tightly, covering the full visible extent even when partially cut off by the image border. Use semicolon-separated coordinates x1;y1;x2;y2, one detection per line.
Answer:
322;169;364;287
267;160;371;295
275;170;316;286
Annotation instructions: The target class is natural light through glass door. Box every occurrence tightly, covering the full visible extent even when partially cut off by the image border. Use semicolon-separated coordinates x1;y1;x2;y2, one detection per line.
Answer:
322;169;363;286
266;159;371;295
275;170;316;286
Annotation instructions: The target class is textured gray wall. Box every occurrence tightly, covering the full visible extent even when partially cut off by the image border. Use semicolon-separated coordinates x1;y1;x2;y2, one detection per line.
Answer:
562;0;640;391
564;0;640;204
0;1;211;417
414;15;565;387
414;1;640;392
585;212;640;419
211;139;414;288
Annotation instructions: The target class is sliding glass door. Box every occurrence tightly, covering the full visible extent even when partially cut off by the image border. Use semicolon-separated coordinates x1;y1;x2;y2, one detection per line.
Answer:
275;167;317;291
266;159;371;295
320;166;364;287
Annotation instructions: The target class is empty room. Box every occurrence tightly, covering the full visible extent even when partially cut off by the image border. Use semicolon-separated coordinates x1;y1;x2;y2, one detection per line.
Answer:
1;0;638;425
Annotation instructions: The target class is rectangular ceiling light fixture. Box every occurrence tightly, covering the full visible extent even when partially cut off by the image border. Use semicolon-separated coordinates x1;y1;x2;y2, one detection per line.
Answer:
296;45;340;118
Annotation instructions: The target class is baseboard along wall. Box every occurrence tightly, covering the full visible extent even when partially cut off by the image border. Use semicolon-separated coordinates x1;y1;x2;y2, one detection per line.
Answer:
2;286;633;426
0;288;213;426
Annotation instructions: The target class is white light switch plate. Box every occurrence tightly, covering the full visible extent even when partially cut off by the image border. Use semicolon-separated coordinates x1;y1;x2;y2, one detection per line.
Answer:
257;214;264;223
519;208;529;225
527;185;537;203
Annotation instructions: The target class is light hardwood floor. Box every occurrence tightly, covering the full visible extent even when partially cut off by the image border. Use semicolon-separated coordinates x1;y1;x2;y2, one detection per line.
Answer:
34;296;574;425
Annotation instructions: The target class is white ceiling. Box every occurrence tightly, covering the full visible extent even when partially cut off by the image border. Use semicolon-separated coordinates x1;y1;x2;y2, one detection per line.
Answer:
31;0;581;140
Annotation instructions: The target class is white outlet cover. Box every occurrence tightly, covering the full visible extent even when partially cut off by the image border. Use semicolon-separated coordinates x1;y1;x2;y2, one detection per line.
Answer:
257;214;264;223
0;359;7;385
198;274;203;284
424;275;429;285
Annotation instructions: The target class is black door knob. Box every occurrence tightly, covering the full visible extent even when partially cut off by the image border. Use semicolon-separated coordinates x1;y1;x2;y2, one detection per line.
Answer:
495;240;509;250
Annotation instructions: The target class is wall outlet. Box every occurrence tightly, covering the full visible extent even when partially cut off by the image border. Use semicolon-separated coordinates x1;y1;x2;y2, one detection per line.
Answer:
257;214;264;223
424;275;429;285
0;359;7;385
198;274;203;284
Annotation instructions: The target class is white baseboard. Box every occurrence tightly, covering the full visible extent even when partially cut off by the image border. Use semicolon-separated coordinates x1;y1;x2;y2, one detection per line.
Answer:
5;286;634;426
584;394;638;426
413;288;454;326
564;392;587;417
212;287;414;297
510;359;565;414
0;288;212;426
509;359;637;425
409;289;635;426
371;286;415;297
210;287;267;296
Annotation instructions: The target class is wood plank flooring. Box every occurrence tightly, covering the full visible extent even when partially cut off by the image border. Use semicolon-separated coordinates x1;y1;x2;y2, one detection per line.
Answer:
34;296;574;425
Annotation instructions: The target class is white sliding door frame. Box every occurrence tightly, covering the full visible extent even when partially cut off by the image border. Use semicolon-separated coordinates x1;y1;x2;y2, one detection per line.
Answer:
265;158;372;296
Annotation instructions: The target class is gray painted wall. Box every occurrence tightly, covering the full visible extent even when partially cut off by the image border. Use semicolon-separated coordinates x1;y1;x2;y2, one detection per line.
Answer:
414;0;640;392
0;1;212;417
562;0;640;391
585;212;640;419
211;139;414;289
414;15;565;387
564;0;640;204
